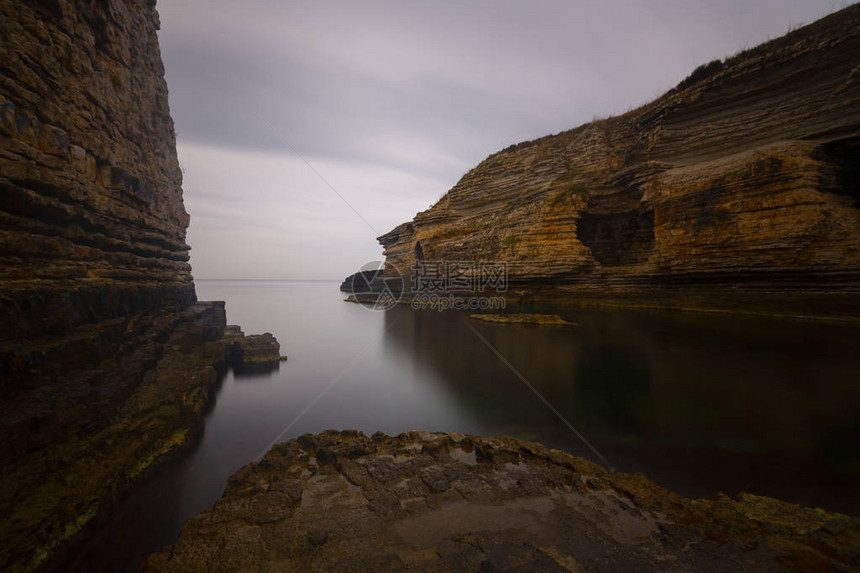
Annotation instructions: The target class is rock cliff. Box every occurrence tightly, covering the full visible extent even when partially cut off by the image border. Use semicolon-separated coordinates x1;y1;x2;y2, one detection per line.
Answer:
0;1;280;571
145;430;860;572
0;0;193;347
376;6;860;318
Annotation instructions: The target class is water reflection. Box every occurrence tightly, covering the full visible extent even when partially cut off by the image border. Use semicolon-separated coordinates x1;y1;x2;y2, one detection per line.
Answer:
63;282;860;572
384;305;860;513
574;345;650;440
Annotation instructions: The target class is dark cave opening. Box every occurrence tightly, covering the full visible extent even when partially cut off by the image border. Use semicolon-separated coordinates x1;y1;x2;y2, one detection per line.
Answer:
820;136;860;208
577;208;655;267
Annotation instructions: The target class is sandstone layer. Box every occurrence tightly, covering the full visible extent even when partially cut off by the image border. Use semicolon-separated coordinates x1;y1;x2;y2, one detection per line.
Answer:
145;430;860;572
374;6;860;318
0;0;193;349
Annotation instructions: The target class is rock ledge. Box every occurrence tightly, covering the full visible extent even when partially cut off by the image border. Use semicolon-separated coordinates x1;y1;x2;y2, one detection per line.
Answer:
145;430;860;572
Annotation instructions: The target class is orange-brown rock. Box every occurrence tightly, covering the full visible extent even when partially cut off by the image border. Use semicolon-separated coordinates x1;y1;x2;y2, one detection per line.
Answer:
0;0;194;345
377;6;860;318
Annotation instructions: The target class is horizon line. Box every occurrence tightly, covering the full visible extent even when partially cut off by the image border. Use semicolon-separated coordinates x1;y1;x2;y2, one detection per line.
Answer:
195;278;341;282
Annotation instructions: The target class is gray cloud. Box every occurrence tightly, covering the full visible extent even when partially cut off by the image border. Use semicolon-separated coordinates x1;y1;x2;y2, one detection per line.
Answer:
157;0;838;279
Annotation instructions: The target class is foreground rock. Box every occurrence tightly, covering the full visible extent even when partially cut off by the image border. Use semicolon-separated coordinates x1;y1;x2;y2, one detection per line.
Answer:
368;6;860;319
145;431;860;572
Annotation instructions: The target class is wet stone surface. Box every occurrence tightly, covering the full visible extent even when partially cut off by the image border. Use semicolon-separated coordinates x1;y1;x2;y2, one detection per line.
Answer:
145;430;860;572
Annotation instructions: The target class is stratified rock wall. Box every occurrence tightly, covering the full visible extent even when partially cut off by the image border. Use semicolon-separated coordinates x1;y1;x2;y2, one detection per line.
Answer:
0;0;194;342
379;6;860;317
0;2;261;571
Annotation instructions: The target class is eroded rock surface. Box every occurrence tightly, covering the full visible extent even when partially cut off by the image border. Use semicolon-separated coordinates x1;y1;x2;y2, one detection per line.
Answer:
145;431;860;572
0;0;193;345
373;6;860;318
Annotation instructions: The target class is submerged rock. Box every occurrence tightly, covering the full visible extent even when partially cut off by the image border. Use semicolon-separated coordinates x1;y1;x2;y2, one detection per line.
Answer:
470;313;575;326
144;430;860;572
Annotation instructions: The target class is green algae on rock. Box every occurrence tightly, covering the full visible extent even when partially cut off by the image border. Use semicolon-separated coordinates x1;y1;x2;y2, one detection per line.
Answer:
0;303;228;572
0;302;284;573
470;313;576;326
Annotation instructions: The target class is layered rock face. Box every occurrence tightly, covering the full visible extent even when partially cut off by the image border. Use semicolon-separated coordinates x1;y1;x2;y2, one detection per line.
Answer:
378;6;860;317
0;0;194;348
146;431;860;572
0;2;281;571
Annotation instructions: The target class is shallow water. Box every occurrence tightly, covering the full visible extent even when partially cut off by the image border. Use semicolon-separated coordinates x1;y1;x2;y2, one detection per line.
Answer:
66;280;860;571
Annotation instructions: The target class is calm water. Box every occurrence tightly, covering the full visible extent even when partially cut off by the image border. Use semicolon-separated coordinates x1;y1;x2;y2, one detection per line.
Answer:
67;280;860;571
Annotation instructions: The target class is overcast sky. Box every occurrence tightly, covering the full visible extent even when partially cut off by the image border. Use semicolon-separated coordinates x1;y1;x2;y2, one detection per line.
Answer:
157;0;841;280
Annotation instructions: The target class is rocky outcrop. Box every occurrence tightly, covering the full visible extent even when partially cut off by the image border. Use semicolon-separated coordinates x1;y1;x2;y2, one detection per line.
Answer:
374;6;860;318
223;325;284;370
339;269;383;293
145;430;860;572
0;0;193;346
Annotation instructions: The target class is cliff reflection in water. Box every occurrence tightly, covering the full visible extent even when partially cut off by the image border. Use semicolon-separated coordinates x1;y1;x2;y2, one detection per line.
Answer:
383;305;860;514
